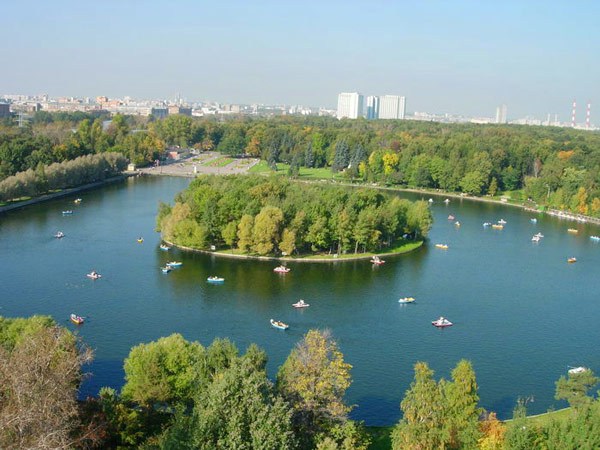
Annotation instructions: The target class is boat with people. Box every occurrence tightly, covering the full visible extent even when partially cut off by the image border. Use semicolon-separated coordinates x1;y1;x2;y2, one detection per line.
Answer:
54;231;65;238
531;235;540;242
159;244;170;251
137;237;144;243
534;232;544;238
530;218;537;223
371;256;385;265
70;313;84;325
161;266;171;274
483;222;491;227
435;244;448;249
62;210;73;215
498;219;507;224
444;199;450;204
398;297;415;304
448;215;455;220
590;236;600;241
432;316;453;328
568;366;589;375
567;257;577;263
492;224;504;230
74;198;82;204
428;198;433;203
207;276;225;283
567;228;578;234
455;221;461;227
270;319;289;330
292;299;310;308
86;271;101;280
274;265;291;273
166;261;182;268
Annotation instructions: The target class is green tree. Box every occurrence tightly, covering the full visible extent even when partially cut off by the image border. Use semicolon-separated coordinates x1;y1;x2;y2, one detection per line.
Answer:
252;205;284;255
555;368;599;410
237;214;255;253
279;228;297;256
221;220;238;250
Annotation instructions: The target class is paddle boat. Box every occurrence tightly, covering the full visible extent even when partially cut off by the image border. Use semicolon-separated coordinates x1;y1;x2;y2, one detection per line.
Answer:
292;299;310;308
54;231;65;238
432;316;453;328
70;313;84;325
274;265;290;273
454;221;461;227
534;232;544;238
483;222;492;227
207;276;225;283
86;271;101;280
398;297;415;304
492;224;504;230
62;210;73;215
137;237;144;243
428;198;433;203
448;215;455;220
531;235;540;242
567;257;577;263
444;199;450;204
161;266;171;274
371;256;385;265
159;244;170;251
74;198;82;204
166;261;183;268
498;219;507;224
590;236;600;241
567;228;578;234
435;244;448;249
270;319;289;330
568;366;589;375
530;218;537;223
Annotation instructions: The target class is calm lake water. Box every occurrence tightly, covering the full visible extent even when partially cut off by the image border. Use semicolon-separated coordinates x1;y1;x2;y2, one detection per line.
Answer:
1;176;599;425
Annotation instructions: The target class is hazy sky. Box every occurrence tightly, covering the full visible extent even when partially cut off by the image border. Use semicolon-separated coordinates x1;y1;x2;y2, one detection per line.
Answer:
1;1;598;120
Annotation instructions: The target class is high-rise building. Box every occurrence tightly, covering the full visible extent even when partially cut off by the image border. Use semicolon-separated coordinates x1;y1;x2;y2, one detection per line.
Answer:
366;96;379;119
337;92;364;119
378;95;406;119
495;104;507;124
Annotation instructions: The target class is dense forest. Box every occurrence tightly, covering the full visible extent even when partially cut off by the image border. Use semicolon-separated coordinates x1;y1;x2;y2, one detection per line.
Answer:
1;315;599;449
157;175;432;256
2;112;600;216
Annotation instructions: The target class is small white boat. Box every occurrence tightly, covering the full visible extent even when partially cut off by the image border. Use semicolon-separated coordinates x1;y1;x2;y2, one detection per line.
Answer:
166;261;182;268
161;266;171;274
444;199;450;204
207;276;224;283
274;265;290;273
432;316;453;328
270;319;289;330
567;228;578;234
398;297;415;304
292;299;310;308
454;221;461;227
590;236;600;241
62;210;73;215
371;256;385;265
568;366;589;375
498;219;507;224
428;198;434;203
435;244;448;249
54;231;65;238
483;222;491;227
530;218;537;223
159;244;170;251
448;215;455;220
531;235;540;242
74;198;82;204
86;271;101;280
534;232;544;238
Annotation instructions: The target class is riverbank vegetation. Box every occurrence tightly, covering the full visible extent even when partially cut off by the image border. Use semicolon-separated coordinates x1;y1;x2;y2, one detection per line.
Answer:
3;113;600;215
2;314;599;449
157;174;432;257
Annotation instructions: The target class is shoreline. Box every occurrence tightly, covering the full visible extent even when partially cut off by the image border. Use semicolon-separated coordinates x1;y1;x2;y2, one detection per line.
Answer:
163;239;424;263
0;174;136;215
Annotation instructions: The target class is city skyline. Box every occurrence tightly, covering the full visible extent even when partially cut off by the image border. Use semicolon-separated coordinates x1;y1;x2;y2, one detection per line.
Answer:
1;1;598;119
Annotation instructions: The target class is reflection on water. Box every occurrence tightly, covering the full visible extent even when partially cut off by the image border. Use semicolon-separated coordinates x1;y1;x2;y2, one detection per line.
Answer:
1;178;599;425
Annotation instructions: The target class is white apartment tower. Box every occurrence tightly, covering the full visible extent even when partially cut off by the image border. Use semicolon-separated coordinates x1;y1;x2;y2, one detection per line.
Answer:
378;95;406;119
337;92;364;119
366;96;379;119
495;104;507;124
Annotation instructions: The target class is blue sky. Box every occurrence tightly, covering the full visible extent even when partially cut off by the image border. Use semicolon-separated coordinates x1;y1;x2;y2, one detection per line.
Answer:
1;1;598;120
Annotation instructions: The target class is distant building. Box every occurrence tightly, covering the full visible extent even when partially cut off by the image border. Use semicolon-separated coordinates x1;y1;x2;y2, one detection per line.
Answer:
378;95;406;119
495;104;507;124
0;103;12;118
168;105;192;116
151;107;169;119
366;96;379;119
337;92;364;119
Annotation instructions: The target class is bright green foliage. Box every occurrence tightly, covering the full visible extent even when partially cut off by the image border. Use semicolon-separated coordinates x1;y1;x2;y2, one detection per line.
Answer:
279;227;297;255
221;220;238;249
121;333;205;406
538;401;600;449
315;421;371;450
392;362;447;450
0;315;56;351
555;369;599;410
237;214;255;252
252;205;284;255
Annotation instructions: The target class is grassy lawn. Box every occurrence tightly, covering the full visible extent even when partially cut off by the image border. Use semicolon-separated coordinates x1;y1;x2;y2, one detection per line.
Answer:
201;157;235;168
517;407;573;427
367;426;393;450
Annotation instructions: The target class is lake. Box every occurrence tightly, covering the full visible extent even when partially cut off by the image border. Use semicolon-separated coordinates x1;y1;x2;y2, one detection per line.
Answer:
1;176;599;425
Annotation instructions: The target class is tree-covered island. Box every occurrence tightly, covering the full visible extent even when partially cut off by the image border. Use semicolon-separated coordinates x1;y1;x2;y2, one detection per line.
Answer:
157;175;432;259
